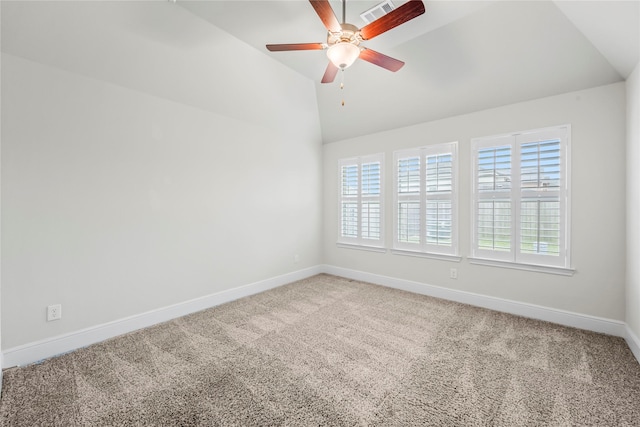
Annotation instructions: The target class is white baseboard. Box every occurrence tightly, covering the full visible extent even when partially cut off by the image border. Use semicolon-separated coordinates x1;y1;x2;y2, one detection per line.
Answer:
627;325;640;364
322;265;628;339
2;266;323;369
3;264;638;370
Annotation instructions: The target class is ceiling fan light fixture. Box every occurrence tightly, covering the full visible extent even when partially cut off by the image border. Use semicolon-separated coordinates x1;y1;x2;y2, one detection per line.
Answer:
266;0;426;83
327;42;360;69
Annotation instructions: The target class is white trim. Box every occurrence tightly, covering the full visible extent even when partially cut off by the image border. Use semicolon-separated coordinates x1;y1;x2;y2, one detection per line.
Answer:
4;265;637;370
467;257;575;276
393;142;459;257
626;325;640;364
471;125;571;269
321;265;625;337
338;154;385;248
336;242;386;253
2;266;322;369
391;249;461;262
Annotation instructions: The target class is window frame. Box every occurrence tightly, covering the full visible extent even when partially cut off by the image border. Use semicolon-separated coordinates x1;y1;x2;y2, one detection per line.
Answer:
470;125;572;273
337;153;385;251
392;142;459;259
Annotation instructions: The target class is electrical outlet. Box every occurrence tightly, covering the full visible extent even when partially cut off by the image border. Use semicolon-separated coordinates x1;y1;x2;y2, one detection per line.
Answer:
47;304;62;321
294;254;300;263
450;268;458;279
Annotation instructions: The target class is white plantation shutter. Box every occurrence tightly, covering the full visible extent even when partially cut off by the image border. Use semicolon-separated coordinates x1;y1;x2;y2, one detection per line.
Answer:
520;200;560;256
340;164;358;238
517;130;566;266
394;143;458;256
474;140;513;260
520;140;561;190
476;200;512;252
425;153;453;248
361;162;381;240
397;201;420;243
396;154;420;245
338;154;384;248
472;126;570;268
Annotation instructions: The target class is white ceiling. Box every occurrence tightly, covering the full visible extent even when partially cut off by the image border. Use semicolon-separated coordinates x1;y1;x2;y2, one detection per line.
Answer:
181;0;639;142
2;1;638;143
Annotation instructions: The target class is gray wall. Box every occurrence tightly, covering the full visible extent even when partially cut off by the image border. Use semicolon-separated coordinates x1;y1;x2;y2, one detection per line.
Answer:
0;0;635;361
324;82;627;321
1;48;323;348
627;63;640;339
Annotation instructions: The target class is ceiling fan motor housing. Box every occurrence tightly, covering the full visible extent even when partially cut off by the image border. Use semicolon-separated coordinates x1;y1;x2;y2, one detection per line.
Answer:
327;23;362;47
266;0;426;82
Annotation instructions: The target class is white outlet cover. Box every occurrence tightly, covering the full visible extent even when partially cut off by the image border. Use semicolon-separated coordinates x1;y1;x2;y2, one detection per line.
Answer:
47;304;62;321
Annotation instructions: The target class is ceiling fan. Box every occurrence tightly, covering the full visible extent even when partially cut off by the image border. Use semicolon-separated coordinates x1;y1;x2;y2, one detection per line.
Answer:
266;0;426;84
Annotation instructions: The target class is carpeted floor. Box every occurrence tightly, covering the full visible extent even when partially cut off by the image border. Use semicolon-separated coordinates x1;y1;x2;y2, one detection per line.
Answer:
1;274;639;426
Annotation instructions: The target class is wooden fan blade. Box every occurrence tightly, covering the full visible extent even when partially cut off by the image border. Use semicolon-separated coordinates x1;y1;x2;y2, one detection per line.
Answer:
360;0;425;40
309;0;341;33
321;61;339;83
266;43;325;52
359;48;405;72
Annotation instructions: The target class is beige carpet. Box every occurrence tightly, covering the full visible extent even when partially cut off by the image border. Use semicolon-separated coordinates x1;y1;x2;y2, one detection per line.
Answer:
1;274;639;426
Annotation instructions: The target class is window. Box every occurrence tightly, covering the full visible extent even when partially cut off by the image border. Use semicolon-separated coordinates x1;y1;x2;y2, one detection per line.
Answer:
338;154;384;250
471;125;571;271
393;142;458;258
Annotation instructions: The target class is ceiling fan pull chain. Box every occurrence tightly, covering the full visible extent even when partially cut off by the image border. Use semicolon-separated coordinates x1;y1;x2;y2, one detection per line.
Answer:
266;0;425;84
341;68;345;106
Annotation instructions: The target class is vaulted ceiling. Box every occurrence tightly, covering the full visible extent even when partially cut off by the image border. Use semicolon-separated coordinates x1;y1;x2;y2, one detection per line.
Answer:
2;1;638;143
182;0;639;143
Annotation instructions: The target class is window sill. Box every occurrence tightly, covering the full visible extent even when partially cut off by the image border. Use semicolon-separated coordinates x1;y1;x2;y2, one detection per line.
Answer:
467;257;575;276
391;249;462;262
336;242;387;253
